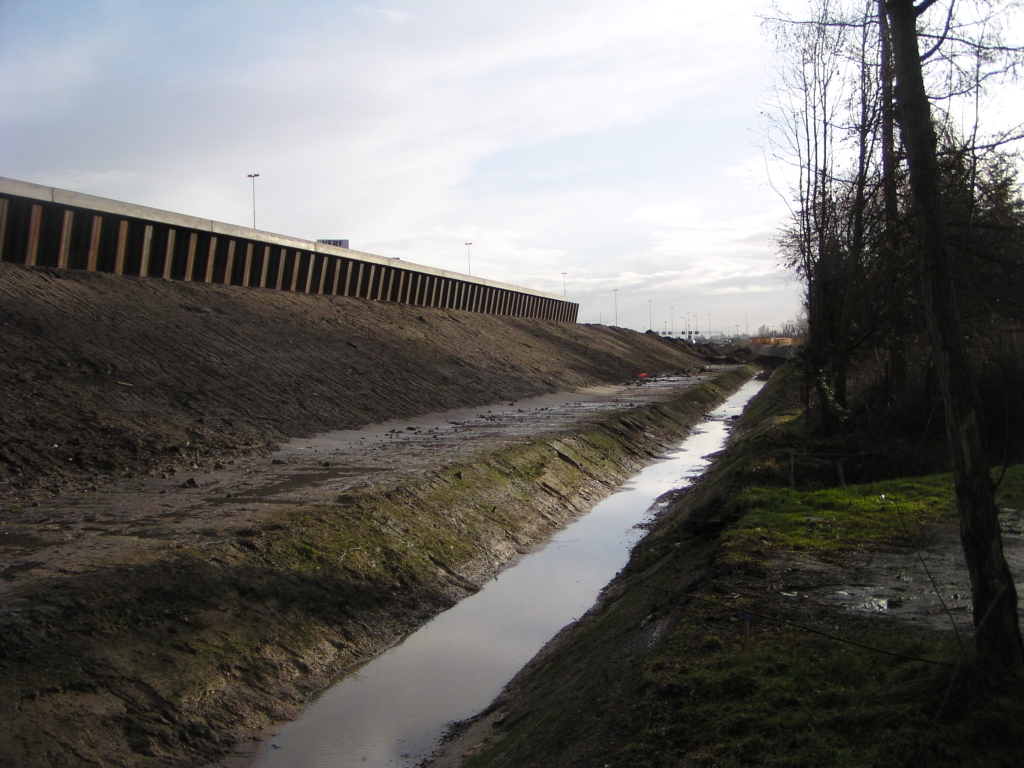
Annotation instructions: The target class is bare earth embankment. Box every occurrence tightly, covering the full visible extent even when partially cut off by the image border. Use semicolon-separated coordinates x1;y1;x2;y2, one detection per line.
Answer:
1;263;748;767
0;262;703;508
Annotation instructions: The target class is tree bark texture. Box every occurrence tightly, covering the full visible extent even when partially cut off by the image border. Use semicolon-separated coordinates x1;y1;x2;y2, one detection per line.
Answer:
884;0;1019;671
878;0;908;400
886;0;1023;670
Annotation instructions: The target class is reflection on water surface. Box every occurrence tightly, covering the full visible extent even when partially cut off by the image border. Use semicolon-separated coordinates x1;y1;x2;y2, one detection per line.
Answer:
253;379;764;768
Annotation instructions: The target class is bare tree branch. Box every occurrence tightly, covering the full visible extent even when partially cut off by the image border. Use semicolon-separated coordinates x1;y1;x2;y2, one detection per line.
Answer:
920;0;956;59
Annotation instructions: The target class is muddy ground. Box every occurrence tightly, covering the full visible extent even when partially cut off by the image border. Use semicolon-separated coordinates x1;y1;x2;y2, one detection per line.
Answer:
0;262;705;508
0;373;727;631
1;262;741;767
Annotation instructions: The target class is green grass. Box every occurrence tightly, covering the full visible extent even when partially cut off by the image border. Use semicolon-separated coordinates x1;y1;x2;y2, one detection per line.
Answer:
629;621;1024;768
453;365;1024;768
626;465;1024;768
721;465;1024;565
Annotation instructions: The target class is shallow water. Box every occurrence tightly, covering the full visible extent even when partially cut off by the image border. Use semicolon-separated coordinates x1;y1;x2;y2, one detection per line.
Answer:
252;379;764;768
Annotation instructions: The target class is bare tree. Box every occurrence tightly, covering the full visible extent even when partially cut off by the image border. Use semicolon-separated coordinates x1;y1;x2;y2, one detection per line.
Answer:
885;0;1023;671
763;0;887;427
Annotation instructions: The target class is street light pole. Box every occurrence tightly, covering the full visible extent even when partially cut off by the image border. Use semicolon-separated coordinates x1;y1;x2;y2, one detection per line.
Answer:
247;173;260;229
465;243;472;275
613;289;618;327
648;300;652;331
561;272;567;297
670;306;674;336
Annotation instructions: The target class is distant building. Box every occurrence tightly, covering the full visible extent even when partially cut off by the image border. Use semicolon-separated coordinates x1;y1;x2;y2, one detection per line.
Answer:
317;239;349;249
749;337;806;347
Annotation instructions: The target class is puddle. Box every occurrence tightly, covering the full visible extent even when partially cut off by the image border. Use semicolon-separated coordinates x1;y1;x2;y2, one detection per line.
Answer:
251;379;764;768
802;510;1024;634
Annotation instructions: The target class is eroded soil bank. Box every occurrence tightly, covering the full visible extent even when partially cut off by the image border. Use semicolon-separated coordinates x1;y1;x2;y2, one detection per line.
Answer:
0;368;752;768
0;262;751;767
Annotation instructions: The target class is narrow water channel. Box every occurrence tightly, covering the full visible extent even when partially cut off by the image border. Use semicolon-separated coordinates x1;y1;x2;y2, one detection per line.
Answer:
252;379;764;768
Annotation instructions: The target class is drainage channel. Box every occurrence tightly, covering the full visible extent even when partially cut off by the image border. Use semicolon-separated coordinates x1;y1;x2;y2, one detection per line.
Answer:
251;378;765;768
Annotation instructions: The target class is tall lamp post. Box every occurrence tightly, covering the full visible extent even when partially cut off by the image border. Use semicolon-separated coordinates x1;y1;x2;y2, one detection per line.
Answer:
670;306;674;336
561;272;567;297
465;243;472;275
613;289;618;327
247;173;260;229
648;300;652;331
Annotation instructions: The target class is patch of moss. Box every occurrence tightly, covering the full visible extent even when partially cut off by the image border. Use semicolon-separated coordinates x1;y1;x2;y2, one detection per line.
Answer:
721;466;1024;564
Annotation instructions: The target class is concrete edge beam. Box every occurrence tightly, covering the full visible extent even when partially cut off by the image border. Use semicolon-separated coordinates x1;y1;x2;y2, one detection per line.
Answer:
0;176;577;317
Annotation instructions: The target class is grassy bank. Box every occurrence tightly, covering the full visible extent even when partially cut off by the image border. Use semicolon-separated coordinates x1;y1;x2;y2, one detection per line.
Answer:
625;466;1024;768
446;363;1024;768
0;368;754;768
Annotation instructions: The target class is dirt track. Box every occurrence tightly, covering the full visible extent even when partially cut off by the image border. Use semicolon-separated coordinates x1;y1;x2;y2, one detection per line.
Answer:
0;262;702;507
0;374;725;621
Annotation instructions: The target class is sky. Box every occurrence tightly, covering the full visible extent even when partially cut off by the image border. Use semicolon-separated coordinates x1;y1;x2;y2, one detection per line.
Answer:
2;1;1014;336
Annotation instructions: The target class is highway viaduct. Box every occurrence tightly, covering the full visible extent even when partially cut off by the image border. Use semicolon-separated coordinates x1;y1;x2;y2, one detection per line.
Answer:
0;177;578;322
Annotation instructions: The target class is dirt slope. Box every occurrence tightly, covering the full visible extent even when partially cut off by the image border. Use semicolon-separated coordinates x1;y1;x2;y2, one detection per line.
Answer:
0;371;747;768
0;262;723;767
0;263;701;506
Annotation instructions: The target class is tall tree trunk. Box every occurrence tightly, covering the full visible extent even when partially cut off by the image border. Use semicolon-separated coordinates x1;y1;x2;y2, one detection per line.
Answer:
878;0;907;401
886;0;1023;671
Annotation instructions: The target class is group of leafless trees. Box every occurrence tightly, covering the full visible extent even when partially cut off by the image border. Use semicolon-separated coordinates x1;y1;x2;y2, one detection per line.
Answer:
764;0;1024;672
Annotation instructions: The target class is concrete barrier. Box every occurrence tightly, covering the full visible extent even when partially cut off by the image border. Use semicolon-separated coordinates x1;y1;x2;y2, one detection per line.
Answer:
0;177;578;322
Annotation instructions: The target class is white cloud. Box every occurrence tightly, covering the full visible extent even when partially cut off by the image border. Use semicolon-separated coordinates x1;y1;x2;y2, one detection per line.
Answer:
353;5;411;22
630;202;704;227
0;0;806;332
